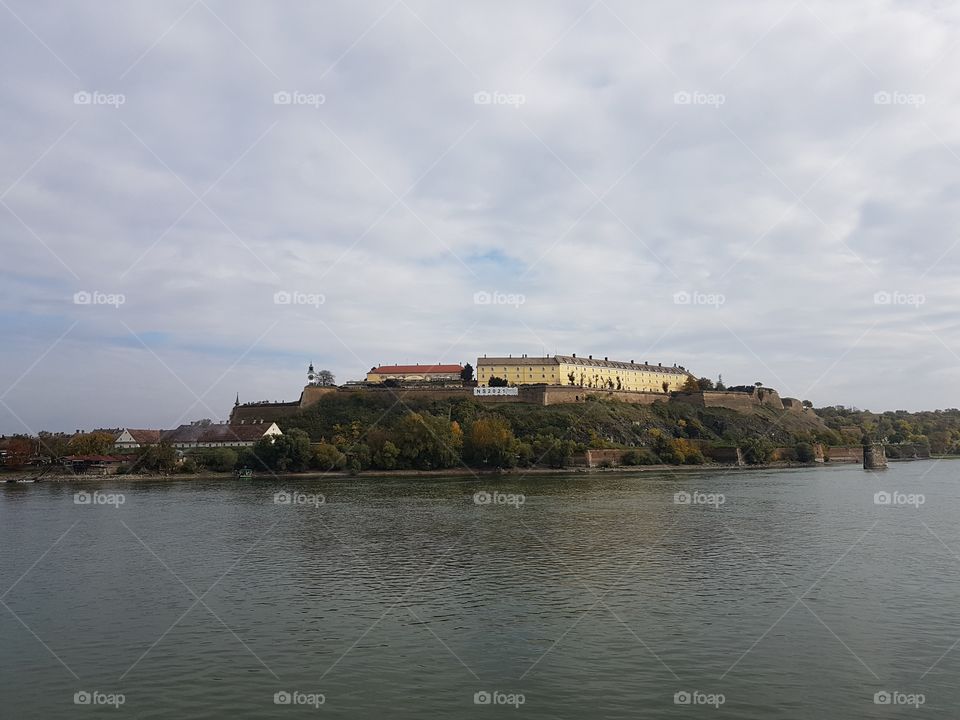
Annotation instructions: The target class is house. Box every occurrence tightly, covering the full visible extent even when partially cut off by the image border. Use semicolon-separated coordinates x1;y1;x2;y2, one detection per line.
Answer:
63;454;127;475
366;363;463;384
114;429;163;450
161;422;282;450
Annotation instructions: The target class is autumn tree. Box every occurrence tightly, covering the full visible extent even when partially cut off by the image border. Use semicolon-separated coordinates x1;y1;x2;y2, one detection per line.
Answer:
465;416;516;467
68;432;116;456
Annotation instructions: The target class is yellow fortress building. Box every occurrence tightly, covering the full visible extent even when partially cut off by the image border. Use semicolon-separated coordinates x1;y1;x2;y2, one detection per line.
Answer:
476;354;690;393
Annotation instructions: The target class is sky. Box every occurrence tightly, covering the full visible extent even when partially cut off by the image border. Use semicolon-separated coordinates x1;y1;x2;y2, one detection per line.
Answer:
2;0;960;433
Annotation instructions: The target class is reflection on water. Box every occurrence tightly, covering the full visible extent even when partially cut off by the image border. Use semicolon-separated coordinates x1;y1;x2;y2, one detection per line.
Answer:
2;461;959;718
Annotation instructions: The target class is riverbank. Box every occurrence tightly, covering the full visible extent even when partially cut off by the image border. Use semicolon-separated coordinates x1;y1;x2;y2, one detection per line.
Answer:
3;455;945;484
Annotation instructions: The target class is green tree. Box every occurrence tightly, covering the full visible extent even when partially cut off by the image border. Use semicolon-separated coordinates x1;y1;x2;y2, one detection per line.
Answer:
134;443;177;472
392;413;462;469
460;363;474;382
254;429;311;472
741;437;773;464
312;443;346;471
488;376;508;387
795;442;816;463
192;448;238;472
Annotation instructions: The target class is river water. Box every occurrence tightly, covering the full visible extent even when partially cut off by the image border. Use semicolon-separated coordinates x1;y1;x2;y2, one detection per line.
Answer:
1;461;957;718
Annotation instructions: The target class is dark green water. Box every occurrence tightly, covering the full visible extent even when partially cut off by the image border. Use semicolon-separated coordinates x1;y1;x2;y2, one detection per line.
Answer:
1;461;957;718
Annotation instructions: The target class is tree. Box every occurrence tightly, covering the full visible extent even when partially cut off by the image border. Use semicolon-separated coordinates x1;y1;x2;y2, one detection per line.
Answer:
460;363;474;382
372;440;400;470
3;437;34;467
312;443;346;471
134;443;177;473
316;370;336;386
392;413;462;469
697;377;715;391
795;442;816;463
662;381;670;393
488;376;508;387
741;437;773;464
192;448;238;472
37;432;71;461
68;432;116;456
681;376;700;393
567;372;576;385
254;429;311;471
466;416;516;467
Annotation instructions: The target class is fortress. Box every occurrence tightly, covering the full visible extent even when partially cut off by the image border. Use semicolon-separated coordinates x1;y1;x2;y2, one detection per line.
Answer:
229;353;813;424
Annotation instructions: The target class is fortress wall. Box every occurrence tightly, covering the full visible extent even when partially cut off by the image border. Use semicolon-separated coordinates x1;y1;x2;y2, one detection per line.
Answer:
584;449;628;467
826;446;863;463
229;403;301;425
703;392;760;412
781;398;804;413
541;386;667;406
702;446;744;465
300;386;338;408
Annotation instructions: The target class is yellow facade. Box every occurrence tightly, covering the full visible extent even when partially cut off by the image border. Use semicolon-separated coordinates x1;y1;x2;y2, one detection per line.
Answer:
476;355;689;393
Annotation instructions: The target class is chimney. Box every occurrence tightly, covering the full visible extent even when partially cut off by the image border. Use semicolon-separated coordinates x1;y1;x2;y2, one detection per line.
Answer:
604;356;608;361
589;354;593;359
630;360;634;364
572;353;576;357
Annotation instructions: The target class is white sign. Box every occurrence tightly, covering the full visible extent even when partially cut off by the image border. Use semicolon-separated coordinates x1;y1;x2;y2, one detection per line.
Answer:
474;386;519;396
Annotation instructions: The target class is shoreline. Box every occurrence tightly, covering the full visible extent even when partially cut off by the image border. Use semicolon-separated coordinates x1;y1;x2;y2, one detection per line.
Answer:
1;456;944;484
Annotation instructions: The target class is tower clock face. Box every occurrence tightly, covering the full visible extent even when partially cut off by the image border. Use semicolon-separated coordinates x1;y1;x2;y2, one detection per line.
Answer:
308;373;315;381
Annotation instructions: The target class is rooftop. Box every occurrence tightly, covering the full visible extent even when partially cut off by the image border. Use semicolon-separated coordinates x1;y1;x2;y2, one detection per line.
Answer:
477;355;686;374
370;364;463;374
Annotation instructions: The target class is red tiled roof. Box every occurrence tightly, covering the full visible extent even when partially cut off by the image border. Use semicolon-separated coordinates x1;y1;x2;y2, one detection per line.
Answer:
121;429;163;444
371;364;462;374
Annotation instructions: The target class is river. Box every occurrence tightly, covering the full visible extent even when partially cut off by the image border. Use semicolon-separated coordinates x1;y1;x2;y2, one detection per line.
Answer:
0;461;955;718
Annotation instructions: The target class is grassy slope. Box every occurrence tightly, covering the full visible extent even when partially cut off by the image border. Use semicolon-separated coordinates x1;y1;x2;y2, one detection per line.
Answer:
283;391;831;448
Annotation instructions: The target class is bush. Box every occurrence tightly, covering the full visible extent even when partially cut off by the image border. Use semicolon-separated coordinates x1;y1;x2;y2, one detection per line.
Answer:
191;448;238;472
741;437;774;465
795;442;816;463
622;449;657;465
312;443;346;471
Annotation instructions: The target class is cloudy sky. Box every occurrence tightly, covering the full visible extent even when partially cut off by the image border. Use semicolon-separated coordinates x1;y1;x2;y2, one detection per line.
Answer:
2;0;959;433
